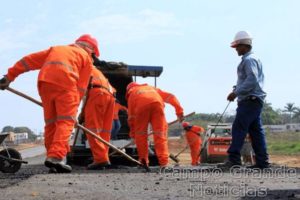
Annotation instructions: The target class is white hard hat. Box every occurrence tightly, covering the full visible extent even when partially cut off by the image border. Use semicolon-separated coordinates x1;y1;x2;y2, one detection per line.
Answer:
231;31;253;48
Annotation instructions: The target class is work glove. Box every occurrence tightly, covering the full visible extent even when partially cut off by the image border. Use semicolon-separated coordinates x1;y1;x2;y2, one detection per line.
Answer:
0;76;10;90
227;92;237;102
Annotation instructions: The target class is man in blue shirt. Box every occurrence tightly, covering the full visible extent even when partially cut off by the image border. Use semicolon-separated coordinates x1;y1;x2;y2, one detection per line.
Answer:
221;31;269;169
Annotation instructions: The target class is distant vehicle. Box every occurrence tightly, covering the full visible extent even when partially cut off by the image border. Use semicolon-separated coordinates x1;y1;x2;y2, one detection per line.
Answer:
200;123;254;164
67;61;163;166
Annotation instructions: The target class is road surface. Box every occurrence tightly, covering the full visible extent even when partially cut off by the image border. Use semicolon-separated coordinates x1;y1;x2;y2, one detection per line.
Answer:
0;153;299;200
20;145;45;159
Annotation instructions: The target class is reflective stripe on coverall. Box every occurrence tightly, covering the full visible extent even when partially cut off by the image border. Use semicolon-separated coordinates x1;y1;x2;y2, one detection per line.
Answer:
127;84;184;166
185;125;204;165
84;67;115;163
7;44;93;159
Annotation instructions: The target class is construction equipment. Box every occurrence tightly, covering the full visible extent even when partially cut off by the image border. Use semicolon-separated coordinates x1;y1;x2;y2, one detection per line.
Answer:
5;86;150;172
0;133;28;173
199;102;231;163
198;101;255;164
68;62;164;166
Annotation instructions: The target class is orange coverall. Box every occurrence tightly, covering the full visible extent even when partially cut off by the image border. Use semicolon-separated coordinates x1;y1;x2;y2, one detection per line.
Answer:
6;45;93;159
84;67;115;163
184;125;204;165
113;102;127;120
127;84;184;166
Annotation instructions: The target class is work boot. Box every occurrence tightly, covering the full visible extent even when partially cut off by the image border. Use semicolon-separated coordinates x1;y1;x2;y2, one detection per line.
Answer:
217;160;241;171
87;161;111;170
246;164;270;170
44;157;72;173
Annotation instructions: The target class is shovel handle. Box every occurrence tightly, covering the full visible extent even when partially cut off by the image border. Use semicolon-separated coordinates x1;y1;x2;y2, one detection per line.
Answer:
6;87;42;106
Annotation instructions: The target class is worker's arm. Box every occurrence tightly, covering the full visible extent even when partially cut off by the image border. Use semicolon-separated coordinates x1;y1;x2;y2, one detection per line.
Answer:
6;49;51;82
156;88;184;121
119;104;128;112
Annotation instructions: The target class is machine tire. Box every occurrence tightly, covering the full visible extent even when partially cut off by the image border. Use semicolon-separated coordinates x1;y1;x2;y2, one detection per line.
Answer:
0;148;22;173
200;148;208;163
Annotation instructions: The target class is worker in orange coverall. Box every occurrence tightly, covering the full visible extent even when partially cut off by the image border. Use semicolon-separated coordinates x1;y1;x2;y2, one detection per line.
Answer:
126;82;184;167
83;67;115;170
111;99;127;140
182;122;205;166
0;34;99;173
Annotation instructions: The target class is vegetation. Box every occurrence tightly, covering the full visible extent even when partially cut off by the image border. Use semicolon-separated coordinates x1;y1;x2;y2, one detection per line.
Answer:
182;101;300;127
266;132;300;155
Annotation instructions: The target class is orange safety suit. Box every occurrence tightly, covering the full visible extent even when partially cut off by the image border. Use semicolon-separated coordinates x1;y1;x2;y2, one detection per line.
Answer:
113;102;127;120
84;67;115;163
127;84;184;166
6;44;93;159
184;125;204;165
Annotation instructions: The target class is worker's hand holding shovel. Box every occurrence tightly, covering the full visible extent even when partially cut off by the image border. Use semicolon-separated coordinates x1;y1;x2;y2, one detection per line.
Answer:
227;85;237;102
177;113;185;123
0;76;11;90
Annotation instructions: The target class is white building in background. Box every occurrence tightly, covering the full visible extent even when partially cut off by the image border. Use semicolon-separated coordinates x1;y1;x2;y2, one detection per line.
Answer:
264;123;300;133
1;132;28;144
14;132;28;141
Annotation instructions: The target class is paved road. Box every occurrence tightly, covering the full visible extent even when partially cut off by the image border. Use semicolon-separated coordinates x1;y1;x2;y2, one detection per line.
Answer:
20;145;46;159
0;154;299;200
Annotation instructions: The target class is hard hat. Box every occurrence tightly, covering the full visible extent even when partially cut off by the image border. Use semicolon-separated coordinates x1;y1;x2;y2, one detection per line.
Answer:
231;31;252;48
76;34;100;57
182;122;190;128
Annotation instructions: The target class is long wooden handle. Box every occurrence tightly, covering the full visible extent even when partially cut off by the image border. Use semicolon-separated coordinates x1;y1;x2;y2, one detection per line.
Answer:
168;112;196;126
6;87;42;106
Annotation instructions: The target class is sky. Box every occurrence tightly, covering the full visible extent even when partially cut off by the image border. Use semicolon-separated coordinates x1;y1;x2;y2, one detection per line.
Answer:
1;0;300;133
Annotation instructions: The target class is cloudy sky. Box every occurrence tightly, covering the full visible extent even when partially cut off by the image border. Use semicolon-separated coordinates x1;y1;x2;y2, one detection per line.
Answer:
1;0;300;132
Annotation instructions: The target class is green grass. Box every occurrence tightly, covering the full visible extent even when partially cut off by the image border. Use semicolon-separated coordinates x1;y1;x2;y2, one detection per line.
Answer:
266;132;300;155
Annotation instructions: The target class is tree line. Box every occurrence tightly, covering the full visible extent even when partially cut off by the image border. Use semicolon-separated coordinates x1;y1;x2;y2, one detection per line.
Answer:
181;102;300;128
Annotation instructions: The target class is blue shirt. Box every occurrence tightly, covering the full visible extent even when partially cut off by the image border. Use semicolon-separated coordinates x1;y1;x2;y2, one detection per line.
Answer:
234;51;266;102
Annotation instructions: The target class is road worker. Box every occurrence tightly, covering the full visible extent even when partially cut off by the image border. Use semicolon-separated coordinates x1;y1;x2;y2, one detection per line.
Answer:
0;34;98;173
83;66;115;170
182;122;205;166
111;99;127;140
126;82;184;168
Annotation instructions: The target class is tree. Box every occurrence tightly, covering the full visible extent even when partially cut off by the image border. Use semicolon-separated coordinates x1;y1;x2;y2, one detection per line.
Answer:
261;102;281;125
283;103;297;123
1;126;14;133
293;107;300;122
